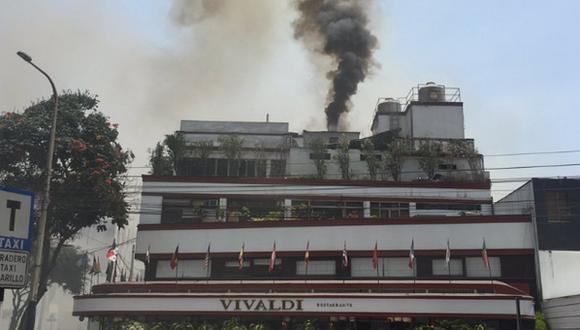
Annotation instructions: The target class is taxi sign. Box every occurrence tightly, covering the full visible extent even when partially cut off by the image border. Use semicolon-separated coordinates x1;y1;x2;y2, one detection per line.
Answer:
0;187;34;251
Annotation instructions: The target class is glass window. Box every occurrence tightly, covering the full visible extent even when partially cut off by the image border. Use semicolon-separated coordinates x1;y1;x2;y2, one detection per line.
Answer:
156;260;208;278
370;202;410;218
296;260;336;275
351;258;413;277
466;257;501;277
225;260;250;268
432;259;463;276
253;258;281;266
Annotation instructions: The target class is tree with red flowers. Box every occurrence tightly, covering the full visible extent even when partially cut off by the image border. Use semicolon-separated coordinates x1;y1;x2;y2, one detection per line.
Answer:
0;91;133;328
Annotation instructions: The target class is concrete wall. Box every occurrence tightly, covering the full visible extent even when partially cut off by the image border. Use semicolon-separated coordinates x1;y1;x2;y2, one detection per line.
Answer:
136;221;533;255
409;104;464;139
180;120;288;134
543;294;580;329
539;250;580;299
494;181;534;215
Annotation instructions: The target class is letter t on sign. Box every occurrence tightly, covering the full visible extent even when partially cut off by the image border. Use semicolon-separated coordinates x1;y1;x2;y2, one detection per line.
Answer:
6;200;21;231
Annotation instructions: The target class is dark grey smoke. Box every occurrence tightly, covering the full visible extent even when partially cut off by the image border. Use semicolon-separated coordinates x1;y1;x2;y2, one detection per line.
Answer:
293;0;378;131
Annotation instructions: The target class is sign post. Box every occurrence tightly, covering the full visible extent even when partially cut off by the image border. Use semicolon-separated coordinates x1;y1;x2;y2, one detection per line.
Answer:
0;187;34;289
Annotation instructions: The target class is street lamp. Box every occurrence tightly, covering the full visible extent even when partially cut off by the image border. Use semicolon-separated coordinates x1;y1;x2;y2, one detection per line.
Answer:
16;51;59;330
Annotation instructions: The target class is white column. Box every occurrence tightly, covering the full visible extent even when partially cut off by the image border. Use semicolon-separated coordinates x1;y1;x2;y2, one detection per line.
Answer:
409;202;417;217
363;201;371;218
266;159;272;178
284;199;292;220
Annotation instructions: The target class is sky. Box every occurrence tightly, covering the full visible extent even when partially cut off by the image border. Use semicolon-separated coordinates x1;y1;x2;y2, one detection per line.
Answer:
2;0;580;200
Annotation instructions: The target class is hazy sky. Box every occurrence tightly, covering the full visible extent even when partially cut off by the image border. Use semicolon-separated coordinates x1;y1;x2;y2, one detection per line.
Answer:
2;0;580;199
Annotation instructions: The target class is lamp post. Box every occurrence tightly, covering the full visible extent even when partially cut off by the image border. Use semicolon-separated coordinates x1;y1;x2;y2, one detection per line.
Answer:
16;51;59;330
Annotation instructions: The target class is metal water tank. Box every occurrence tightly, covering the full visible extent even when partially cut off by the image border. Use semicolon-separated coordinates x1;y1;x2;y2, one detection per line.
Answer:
377;98;401;113
418;82;445;102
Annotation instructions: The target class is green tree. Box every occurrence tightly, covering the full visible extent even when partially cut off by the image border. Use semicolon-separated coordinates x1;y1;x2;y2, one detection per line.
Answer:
308;138;328;179
333;135;351;179
361;139;380;180
382;139;409;181
192;140;214;176
0;91;133;328
218;135;244;176
149;142;173;176
417;141;443;180
164;132;187;175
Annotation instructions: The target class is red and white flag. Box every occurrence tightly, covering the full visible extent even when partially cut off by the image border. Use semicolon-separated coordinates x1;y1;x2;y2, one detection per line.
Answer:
342;241;348;268
408;239;415;269
445;239;451;267
482;238;489;269
106;239;118;262
268;241;277;273
372;241;379;270
204;243;211;270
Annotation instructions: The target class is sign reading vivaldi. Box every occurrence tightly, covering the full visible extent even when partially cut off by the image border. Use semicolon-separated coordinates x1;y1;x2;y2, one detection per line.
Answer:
220;299;304;312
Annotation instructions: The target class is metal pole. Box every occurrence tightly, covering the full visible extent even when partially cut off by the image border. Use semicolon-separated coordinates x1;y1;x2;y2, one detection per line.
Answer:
17;51;58;330
515;296;521;330
128;245;135;281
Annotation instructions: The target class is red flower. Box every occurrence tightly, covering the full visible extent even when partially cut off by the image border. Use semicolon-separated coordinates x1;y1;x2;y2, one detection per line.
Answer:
96;158;105;164
91;169;101;177
112;123;119;129
104;178;113;185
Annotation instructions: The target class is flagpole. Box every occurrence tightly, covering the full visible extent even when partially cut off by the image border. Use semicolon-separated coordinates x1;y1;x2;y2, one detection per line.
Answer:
488;259;494;293
412;259;416;294
129;244;135;282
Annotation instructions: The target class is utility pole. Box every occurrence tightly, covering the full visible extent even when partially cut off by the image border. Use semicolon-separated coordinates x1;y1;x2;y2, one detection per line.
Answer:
16;51;59;330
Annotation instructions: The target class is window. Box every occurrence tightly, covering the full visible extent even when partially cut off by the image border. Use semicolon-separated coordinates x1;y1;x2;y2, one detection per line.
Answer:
256;160;267;177
253;258;281;266
370;202;410;218
416;203;481;211
545;191;571;222
360;154;382;161
438;163;457;170
161;198;219;224
296;260;335;275
225;260;250;268
466;257;501;277
270;160;286;177
351;258;413;277
309;153;331;160
432;259;463;276
156;260;208;278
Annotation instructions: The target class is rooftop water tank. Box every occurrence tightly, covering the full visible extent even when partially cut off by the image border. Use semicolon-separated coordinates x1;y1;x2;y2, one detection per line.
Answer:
377;98;402;113
418;82;445;102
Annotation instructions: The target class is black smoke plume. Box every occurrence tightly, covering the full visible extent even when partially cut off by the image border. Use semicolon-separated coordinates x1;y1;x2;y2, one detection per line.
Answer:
293;0;378;131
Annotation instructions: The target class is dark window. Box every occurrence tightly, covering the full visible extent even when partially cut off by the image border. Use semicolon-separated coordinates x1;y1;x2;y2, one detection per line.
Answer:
256;160;267;177
328;137;339;144
545;191;571;222
161;198;219;224
270;160;286;177
216;159;228;176
309;153;331;160
360;154;382;161
416;203;481;211
438;163;457;170
370;202;409;218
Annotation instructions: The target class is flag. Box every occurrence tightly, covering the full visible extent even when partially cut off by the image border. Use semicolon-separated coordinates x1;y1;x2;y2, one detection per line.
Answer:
106;239;118;262
145;245;151;266
89;255;96;274
372;241;379;270
342;241;348;268
238;243;245;269
204;243;211;270
445;239;451;267
92;256;101;274
170;245;179;270
105;261;113;282
408;239;415;269
269;241;277;273
304;241;310;267
482;238;489;269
